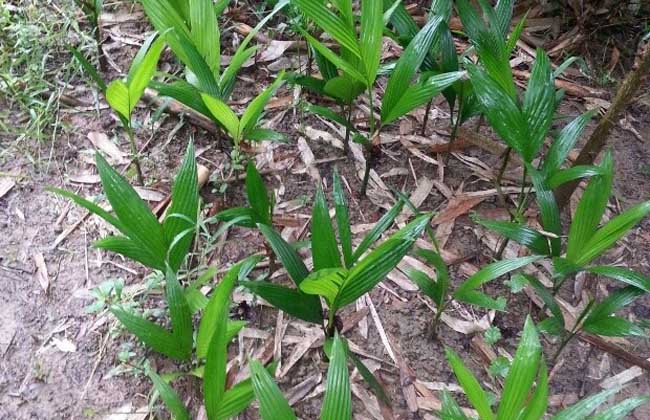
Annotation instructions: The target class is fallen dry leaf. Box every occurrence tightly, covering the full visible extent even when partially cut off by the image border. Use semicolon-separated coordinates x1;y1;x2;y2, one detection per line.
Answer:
87;132;128;165
0;177;16;199
32;252;50;293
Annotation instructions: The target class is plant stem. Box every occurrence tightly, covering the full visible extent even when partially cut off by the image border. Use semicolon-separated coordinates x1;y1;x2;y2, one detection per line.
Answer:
421;99;434;135
126;125;144;185
326;309;336;338
551;330;576;364
343;101;352;155
360;89;377;197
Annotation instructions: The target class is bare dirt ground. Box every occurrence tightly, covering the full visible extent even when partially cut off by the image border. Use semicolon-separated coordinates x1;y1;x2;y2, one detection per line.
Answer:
2;1;650;419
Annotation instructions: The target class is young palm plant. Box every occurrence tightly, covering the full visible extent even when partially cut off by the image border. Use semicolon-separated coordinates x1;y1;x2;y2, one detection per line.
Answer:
477;153;650;359
241;169;431;336
442;316;650;419
104;33;166;184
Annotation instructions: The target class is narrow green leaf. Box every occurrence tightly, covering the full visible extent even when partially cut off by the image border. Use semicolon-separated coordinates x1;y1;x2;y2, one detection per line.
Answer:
70;47;107;92
258;224;310;286
337;214;430;308
440;390;469;420
529;166;561;256
220;46;258;98
587;266;650;293
475;218;550;256
246;128;287;143
543;109;597;173
520;363;548;420
360;0;384;84
111;307;185;360
312;187;342;270
164;142;198;272
333;168;353;268
106;80;131;121
299;268;347;308
576;201;650;266
496;316;542;419
547;165;603;189
127;33;166;113
455;256;541;297
190;0;221;76
246;162;271;225
300;29;367;84
293;0;361;58
94;236;163;270
381;16;444;123
321;334;352;420
147;367;190;420
348;351;391;405
240;72;286;137
250;360;297;420
201;93;240;140
351;199;405;263
566;151;614;263
588;396;650;420
241;281;324;323
551;387;619;420
165;268;193;360
95;152;167;267
522;49;555;161
445;347;495;420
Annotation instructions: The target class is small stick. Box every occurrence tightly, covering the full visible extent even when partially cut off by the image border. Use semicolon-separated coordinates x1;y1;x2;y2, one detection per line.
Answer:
579;333;650;372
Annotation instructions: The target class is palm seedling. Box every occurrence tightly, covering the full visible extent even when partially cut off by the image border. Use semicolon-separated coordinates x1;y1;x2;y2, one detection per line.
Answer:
104;33;166;184
140;0;289;157
477;152;650;360
442;316;650;420
407;246;541;337
241;169;430;335
296;0;463;195
74;0;106;71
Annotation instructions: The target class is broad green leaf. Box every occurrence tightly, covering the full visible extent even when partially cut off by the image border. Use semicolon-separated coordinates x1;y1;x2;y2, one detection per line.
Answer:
164;142;198;272
250;360;297;420
94;236;162;270
241;281;324;323
190;0;221;76
475;218;551;256
312;187;342;270
466;64;528;159
496;316;542;419
127;33;166;112
360;0;384;84
246;162;271;225
313;46;339;82
95;153;167;267
566;151;614;263
505;11;526;53
543;109;598;173
547;165;604;189
351;199;404;263
246;128;287;143
300;268;347;308
324;76;366;103
583;316;645;337
240;72;286;136
201;93;240;140
147;367;190;420
214;377;256;419
106;80;131;121
203;261;240;419
407;268;438;301
529;166;561;256
552;387;619;420
455;256;541;298
576;201;650;266
321;334;352;420
381;71;464;125
336;214;430;307
587;266;650;293
589;396;650;420
258;223;310;285
293;0;361;58
165;268;193;360
445;347;495;420
381;16;444;123
333;168;353;268
494;0;514;36
151;79;213;119
174;31;221;96
141;0;191;61
522;50;555;161
582;286;645;337
111;307;185;360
